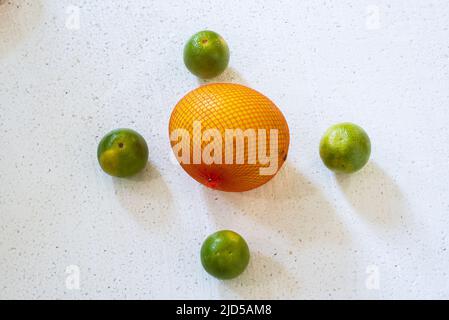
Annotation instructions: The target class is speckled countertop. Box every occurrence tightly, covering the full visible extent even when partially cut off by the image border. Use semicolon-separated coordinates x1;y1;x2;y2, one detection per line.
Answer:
1;0;448;299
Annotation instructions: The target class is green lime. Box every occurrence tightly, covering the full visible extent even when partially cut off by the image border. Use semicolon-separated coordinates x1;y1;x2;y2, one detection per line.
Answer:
200;230;250;280
97;128;148;177
184;30;230;79
319;123;371;174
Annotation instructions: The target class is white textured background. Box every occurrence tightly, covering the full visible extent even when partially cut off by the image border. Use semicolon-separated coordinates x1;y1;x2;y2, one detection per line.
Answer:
1;0;449;299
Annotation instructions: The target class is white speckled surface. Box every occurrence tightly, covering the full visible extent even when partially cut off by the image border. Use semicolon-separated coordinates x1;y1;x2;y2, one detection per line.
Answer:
1;0;449;299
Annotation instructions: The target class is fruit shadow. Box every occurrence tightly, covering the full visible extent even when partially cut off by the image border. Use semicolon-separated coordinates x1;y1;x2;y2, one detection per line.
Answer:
197;67;249;86
336;162;408;227
112;164;173;232
201;163;352;298
0;0;43;58
218;251;299;299
202;162;348;247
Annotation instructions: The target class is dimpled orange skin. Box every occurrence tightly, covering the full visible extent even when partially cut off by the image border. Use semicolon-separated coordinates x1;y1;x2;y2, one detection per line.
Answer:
169;83;290;192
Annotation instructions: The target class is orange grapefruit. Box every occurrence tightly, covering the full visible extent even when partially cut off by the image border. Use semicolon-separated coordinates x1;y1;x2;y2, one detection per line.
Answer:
169;83;290;192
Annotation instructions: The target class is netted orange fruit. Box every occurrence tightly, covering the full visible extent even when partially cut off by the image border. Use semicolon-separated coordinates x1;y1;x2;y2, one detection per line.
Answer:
169;83;290;192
